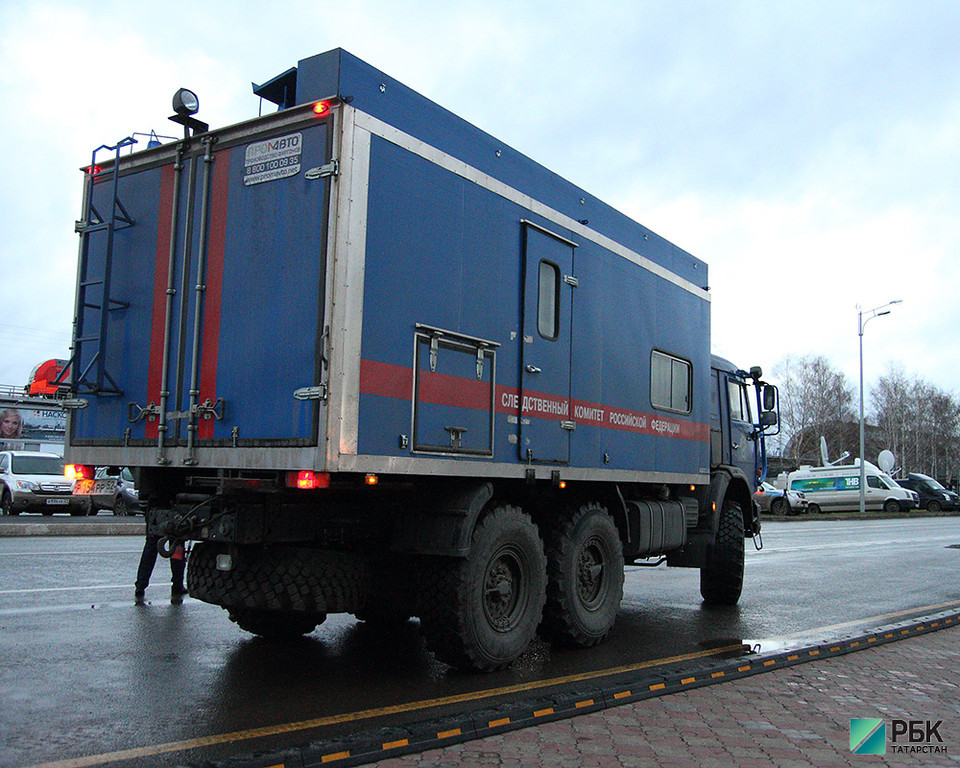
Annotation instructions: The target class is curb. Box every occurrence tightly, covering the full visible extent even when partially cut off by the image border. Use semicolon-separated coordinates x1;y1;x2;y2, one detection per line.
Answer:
0;520;144;536
205;607;960;768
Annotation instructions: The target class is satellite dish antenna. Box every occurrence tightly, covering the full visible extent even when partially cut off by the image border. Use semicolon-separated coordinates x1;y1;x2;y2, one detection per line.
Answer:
878;450;896;473
820;436;829;466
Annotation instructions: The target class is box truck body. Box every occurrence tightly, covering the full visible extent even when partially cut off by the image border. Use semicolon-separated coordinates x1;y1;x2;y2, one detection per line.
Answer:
65;49;778;670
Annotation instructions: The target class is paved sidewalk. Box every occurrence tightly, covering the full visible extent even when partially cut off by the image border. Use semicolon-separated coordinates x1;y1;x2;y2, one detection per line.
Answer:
369;626;960;768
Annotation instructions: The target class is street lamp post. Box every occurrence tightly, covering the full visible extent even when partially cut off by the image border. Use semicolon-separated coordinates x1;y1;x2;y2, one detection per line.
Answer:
858;299;902;514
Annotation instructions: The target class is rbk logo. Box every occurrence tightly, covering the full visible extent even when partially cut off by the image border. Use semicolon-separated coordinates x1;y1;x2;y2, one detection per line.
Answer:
850;719;886;754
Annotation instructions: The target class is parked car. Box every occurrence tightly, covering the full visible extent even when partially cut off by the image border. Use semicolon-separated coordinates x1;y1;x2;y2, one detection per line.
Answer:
896;474;960;512
754;481;808;516
85;467;142;515
0;450;89;516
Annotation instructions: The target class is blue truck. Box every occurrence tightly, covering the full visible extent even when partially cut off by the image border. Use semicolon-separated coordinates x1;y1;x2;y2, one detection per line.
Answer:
64;49;778;671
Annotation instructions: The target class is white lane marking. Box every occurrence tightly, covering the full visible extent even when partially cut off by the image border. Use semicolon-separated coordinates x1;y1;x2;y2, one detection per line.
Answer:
0;583;142;596
750;535;959;554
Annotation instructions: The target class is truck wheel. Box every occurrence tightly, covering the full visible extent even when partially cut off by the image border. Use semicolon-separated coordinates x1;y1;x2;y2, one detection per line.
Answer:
187;542;362;616
419;505;546;671
769;497;786;516
927;500;942;513
541;503;624;647
228;608;323;640
700;499;745;606
807;503;822;515
883;499;899;514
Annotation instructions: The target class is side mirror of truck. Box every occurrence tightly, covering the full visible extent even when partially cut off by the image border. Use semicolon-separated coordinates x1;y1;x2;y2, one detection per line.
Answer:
759;410;778;428
762;384;778;413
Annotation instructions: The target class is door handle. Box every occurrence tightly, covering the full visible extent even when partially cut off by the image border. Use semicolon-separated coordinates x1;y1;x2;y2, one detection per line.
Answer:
525;365;541;374
732;442;740;450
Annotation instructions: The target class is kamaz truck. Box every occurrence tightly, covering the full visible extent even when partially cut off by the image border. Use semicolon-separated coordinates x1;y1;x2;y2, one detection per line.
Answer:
64;49;778;671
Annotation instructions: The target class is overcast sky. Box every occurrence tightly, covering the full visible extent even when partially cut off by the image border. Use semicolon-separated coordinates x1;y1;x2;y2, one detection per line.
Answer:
1;0;957;410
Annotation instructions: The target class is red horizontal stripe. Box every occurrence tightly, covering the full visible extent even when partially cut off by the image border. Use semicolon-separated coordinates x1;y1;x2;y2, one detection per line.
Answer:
360;359;707;443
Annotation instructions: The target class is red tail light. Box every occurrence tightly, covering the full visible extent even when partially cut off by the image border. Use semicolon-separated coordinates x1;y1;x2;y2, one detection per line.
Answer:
286;470;330;490
64;464;94;481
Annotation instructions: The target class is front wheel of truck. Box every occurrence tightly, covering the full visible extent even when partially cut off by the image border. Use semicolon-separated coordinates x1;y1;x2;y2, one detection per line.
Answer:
700;499;745;606
419;505;546;671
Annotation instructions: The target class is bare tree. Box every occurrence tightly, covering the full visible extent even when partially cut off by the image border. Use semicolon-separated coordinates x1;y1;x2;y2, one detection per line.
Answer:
773;354;856;464
872;364;960;483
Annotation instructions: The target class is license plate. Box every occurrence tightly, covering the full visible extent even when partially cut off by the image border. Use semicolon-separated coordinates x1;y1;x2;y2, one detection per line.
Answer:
73;478;118;496
46;498;69;505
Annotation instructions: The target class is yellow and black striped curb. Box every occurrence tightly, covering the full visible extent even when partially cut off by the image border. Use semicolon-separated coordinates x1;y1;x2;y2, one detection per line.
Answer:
208;608;960;768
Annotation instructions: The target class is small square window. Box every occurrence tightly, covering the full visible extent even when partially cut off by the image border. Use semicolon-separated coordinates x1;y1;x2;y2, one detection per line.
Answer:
651;350;692;414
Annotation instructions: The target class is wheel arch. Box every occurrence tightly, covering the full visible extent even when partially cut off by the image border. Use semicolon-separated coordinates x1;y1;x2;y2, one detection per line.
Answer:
390;480;494;557
711;466;757;536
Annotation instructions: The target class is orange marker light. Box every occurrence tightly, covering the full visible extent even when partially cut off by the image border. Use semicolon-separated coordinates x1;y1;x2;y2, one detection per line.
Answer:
312;101;331;116
364;474;378;486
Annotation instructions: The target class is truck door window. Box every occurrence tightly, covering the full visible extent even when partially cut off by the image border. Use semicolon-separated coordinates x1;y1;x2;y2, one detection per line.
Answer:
867;476;883;489
651;350;691;413
537;260;560;340
727;380;753;422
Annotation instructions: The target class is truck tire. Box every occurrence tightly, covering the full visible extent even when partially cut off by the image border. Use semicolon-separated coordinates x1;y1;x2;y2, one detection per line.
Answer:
187;542;363;617
228;608;323;640
700;499;745;606
883;499;899;514
927;500;942;513
418;505;546;671
769;497;786;516
807;503;822;515
541;503;624;647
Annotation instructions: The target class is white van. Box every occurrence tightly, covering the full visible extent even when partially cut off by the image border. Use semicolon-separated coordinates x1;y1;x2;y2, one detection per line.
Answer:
785;461;919;514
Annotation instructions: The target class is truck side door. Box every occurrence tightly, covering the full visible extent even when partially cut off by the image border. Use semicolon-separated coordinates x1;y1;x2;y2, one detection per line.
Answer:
519;223;575;463
723;373;757;487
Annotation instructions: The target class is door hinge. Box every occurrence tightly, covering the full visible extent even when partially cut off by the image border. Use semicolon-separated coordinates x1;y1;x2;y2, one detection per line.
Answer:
304;160;339;180
294;384;328;402
563;274;579;287
560;420;576;431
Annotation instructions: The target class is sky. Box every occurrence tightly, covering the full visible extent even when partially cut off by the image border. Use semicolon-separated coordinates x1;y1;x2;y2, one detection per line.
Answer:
1;0;957;412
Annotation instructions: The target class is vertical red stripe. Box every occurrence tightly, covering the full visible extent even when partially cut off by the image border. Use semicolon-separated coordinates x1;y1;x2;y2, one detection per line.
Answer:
198;149;230;438
145;164;175;439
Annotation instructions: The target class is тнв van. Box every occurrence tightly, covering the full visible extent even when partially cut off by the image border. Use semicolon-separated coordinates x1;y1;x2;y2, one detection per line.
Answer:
786;461;919;514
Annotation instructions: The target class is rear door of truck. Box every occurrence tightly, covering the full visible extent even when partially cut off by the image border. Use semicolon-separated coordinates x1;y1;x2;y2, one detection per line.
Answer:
68;104;336;461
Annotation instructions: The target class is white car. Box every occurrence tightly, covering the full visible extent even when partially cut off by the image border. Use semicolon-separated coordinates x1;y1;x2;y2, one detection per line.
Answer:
754;481;808;516
0;451;90;516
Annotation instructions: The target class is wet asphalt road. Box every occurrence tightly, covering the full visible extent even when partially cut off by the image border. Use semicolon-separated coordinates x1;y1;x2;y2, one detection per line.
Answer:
1;516;959;768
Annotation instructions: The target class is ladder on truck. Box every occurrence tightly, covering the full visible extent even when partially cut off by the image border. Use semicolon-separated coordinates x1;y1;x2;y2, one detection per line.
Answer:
60;137;136;396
